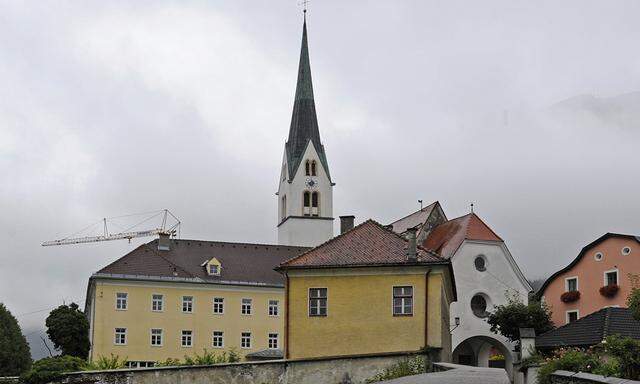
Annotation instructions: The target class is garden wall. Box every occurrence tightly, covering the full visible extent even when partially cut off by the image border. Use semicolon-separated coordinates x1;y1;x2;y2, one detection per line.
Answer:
55;352;425;384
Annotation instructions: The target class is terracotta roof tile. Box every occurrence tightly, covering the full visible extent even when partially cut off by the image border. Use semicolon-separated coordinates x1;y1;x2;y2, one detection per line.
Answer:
423;213;502;259
279;219;445;269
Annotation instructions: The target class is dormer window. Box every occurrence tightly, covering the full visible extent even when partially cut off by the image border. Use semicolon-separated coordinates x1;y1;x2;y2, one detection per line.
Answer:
209;265;220;275
203;258;222;276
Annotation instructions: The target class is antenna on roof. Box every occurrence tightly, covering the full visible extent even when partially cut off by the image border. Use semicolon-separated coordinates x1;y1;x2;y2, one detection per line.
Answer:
418;200;423;210
470;203;474;214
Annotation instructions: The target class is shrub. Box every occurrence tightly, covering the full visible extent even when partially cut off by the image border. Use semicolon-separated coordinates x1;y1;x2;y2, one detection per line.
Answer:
20;356;87;384
627;287;640;322
560;291;580;303
537;348;601;384
156;358;182;367
365;356;427;383
599;284;619;298
84;354;128;370
487;293;554;344
599;335;640;380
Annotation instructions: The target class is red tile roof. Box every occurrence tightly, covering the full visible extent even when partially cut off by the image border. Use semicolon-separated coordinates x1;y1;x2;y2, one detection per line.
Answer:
278;219;445;269
422;213;503;259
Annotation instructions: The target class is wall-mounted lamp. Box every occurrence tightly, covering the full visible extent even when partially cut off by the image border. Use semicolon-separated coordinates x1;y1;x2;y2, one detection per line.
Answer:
450;317;461;332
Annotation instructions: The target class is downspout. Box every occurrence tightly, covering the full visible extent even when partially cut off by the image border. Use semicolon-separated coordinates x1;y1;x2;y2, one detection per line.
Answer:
424;269;431;349
285;272;290;360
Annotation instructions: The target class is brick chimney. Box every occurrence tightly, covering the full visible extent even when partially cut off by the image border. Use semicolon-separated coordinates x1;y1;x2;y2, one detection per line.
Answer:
340;215;355;234
406;227;417;262
158;232;171;251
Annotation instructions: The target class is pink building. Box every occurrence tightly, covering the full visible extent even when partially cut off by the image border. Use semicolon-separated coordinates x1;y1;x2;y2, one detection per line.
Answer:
538;233;640;326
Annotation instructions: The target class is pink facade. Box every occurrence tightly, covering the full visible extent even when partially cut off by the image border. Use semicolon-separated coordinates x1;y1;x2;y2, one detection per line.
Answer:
540;234;640;327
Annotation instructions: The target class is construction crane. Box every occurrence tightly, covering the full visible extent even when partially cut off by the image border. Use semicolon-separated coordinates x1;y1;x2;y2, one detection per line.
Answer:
42;209;180;247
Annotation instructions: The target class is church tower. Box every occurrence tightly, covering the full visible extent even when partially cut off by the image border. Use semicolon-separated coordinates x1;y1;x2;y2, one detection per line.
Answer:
277;15;334;247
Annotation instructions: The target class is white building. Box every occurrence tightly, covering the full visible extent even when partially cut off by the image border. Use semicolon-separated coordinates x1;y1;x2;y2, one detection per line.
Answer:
391;205;531;378
276;16;334;247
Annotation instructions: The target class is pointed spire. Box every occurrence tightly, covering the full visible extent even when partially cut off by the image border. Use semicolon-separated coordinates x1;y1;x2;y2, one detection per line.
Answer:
285;15;331;182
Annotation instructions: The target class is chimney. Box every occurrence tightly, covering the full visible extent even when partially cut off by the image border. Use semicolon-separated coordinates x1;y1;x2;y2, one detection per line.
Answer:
340;215;355;234
158;232;171;251
406;227;417;262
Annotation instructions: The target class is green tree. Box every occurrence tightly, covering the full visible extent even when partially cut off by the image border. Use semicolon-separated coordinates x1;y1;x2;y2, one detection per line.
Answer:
0;303;32;376
487;294;554;344
45;303;90;359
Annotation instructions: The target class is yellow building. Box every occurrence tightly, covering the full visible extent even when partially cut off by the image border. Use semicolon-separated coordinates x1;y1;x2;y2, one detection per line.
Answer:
85;234;307;366
277;220;457;361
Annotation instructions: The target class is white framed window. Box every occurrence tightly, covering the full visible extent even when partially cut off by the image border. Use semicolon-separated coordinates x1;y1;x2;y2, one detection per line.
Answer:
151;328;163;346
241;298;252;315
114;328;126;345
116;292;128;310
566;310;579;324
565;277;578;292
241;332;252;349
392;286;413;316
604;269;619;286
268;333;279;349
622;247;632;256
181;330;193;347
268;300;279;316
208;264;220;276
152;294;163;312
182;296;194;313
213;297;224;314
212;331;224;348
309;288;327;316
125;361;155;369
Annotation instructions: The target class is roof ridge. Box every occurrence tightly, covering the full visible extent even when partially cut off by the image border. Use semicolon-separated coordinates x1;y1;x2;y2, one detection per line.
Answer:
167;238;308;250
388;201;438;225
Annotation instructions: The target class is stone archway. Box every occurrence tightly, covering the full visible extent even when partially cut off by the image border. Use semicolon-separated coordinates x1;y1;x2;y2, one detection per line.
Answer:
452;335;514;378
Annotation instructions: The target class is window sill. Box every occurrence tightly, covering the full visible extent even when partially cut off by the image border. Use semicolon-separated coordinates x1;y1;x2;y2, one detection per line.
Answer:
393;314;414;317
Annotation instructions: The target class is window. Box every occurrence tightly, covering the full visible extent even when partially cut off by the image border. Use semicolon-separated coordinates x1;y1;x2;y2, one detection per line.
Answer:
152;294;163;312
208;264;220;275
125;361;156;369
311;192;319;216
471;294;489;318
182;296;193;313
309;288;327;316
268;333;279;349
151;329;163;346
605;270;618;286
311;160;317;176
567;310;579;324
181;330;193;347
474;256;486;272
212;331;224;348
269;300;279;316
392;286;413;315
594;252;603;261
116;293;128;310
241;332;252;349
622;247;631;256
305;160;310;176
114;328;126;345
565;277;578;292
303;191;311;216
241;298;252;315
213;297;224;314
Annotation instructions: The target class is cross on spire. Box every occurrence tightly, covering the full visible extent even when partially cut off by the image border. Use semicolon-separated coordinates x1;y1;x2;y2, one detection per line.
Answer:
299;0;310;13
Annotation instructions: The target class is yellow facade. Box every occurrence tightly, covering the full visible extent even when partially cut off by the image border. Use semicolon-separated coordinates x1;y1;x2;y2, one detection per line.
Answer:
285;266;454;360
87;277;284;363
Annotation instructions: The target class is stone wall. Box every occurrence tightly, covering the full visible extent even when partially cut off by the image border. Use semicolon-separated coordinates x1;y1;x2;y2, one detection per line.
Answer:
551;370;640;384
57;352;425;384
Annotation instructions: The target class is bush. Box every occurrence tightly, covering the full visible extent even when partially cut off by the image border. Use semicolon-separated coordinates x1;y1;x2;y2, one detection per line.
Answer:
599;335;640;380
20;356;87;384
487;293;554;344
156;348;241;367
365;355;427;383
627;287;640;322
537;348;601;384
84;354;128;370
0;303;32;376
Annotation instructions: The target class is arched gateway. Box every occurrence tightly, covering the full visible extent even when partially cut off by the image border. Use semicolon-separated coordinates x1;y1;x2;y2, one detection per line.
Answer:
453;336;514;377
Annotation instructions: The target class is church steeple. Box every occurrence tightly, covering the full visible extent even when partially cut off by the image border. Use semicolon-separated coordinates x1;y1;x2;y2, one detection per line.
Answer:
285;15;331;182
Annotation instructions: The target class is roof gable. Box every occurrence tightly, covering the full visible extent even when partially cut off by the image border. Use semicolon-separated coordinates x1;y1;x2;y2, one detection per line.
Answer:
422;213;503;259
278;219;445;269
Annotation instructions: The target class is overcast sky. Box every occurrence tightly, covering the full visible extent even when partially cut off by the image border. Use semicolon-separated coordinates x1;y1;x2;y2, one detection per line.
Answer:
2;1;640;358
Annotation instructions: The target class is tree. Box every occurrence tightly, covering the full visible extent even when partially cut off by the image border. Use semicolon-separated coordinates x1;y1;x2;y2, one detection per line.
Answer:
0;303;32;375
487;294;554;344
20;355;87;384
45;303;90;359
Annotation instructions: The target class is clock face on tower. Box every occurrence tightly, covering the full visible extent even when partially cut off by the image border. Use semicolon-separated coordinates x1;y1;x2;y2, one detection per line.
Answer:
305;178;317;189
